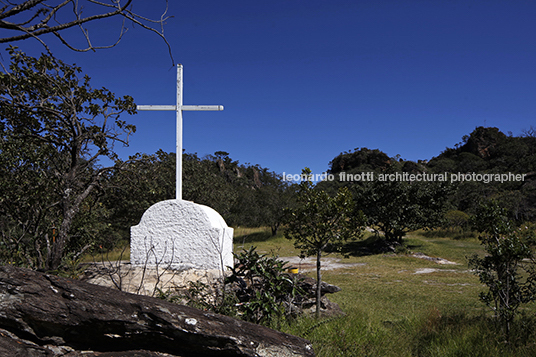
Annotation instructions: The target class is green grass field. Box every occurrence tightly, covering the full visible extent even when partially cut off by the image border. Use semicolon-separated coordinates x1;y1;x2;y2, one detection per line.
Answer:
235;228;536;357
84;227;536;356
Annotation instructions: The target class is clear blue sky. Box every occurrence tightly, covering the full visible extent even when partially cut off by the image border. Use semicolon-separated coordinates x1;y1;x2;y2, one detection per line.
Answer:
3;0;536;176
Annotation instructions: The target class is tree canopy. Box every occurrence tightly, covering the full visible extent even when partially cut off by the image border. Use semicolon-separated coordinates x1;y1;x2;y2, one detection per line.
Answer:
428;126;536;220
0;48;136;269
104;150;293;240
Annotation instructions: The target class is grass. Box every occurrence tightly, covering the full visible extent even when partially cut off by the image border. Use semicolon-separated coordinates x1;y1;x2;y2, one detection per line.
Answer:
245;230;536;357
233;226;301;257
82;228;536;356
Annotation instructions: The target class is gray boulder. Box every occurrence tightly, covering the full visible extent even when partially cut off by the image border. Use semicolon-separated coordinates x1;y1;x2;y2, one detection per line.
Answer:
0;265;314;357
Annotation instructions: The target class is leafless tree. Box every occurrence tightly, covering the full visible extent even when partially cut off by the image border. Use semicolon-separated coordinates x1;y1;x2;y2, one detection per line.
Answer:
522;126;536;138
0;0;172;60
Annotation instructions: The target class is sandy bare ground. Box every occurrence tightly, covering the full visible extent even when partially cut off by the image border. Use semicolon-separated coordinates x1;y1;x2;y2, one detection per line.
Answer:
280;252;458;273
82;252;460;296
279;256;366;272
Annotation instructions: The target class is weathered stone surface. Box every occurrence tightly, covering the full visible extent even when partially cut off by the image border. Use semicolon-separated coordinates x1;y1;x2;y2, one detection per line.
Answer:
82;260;223;297
130;199;233;271
0;266;314;357
0;329;175;357
0;328;54;356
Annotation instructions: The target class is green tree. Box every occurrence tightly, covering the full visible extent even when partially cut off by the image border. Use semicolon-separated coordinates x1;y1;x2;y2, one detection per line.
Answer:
0;132;57;266
255;174;293;236
228;168;292;235
183;152;238;217
0;48;136;270
328;147;391;175
102;150;175;242
468;202;536;341
354;167;451;245
426;126;536;220
285;168;364;318
104;150;239;238
443;210;470;233
105;150;291;235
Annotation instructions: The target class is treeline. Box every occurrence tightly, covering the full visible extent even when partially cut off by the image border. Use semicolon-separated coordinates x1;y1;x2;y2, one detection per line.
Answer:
104;150;292;242
108;126;536;249
427;126;536;220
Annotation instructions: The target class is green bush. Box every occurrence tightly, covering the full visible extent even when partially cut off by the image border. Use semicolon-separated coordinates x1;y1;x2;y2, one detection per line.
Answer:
468;202;536;341
161;247;304;327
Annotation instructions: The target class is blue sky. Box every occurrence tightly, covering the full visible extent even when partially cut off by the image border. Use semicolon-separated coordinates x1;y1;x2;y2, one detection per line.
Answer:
2;0;536;177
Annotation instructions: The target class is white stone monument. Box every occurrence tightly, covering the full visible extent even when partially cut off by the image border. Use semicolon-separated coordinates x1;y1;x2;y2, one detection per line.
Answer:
130;200;233;270
130;65;233;272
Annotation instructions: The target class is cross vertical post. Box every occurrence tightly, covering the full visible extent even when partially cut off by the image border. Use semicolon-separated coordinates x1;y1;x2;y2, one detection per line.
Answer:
137;64;224;200
176;65;183;200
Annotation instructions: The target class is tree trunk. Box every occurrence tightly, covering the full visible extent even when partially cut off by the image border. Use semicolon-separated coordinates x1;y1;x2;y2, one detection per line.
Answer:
47;178;99;270
47;204;74;271
315;248;322;319
271;223;279;236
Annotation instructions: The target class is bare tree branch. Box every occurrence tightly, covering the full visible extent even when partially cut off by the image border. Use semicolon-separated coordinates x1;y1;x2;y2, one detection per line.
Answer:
0;0;46;21
0;0;173;63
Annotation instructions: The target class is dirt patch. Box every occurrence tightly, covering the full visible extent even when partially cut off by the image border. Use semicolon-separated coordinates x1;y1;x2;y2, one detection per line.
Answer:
413;268;458;274
411;252;458;265
280;256;366;273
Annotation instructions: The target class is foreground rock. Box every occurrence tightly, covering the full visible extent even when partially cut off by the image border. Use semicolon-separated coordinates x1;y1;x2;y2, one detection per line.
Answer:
0;265;314;357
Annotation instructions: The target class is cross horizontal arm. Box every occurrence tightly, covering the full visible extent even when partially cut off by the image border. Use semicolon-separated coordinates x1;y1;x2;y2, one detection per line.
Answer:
182;105;224;111
137;105;224;111
137;105;176;111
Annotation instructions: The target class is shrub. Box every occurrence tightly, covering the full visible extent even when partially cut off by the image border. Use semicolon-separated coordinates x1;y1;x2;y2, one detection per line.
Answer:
162;247;304;327
468;202;536;341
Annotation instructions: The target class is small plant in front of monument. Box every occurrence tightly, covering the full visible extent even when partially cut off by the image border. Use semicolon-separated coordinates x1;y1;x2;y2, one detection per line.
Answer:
226;246;305;325
164;247;305;327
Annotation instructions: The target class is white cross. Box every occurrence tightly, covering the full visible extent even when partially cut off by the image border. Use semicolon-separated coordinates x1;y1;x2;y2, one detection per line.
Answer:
137;64;224;200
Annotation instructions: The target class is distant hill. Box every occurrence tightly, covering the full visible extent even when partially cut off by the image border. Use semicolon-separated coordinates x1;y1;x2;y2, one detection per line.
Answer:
428;126;536;174
327;147;392;175
322;126;536;222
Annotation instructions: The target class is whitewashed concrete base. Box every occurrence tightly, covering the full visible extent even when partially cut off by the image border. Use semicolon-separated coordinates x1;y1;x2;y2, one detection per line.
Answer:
130;200;234;271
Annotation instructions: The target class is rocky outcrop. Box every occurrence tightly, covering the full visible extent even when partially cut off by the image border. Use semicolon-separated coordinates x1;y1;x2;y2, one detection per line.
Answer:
0;265;314;357
293;276;344;317
463;126;506;159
